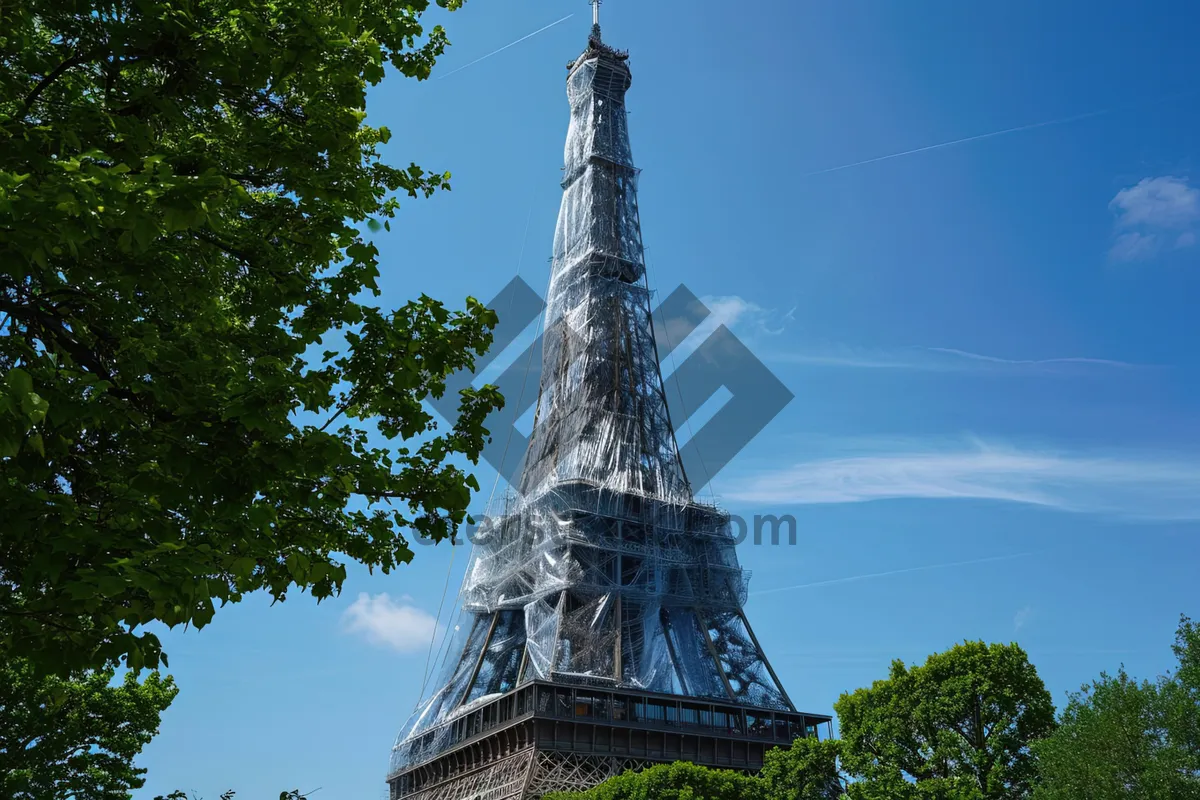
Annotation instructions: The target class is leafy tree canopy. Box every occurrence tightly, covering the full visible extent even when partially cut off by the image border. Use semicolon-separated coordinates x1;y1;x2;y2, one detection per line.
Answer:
544;760;766;800
0;0;501;674
759;737;847;800
543;740;847;800
0;657;177;800
1174;615;1200;762
1033;615;1200;800
835;641;1055;800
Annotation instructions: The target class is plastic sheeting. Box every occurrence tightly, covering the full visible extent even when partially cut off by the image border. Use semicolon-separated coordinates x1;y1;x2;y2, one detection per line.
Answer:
390;32;791;777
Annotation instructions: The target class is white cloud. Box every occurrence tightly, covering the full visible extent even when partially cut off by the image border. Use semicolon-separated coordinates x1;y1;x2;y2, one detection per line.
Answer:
1109;176;1200;261
1014;606;1034;633
699;295;795;338
1110;231;1161;262
660;295;795;370
1111;176;1200;229
722;440;1200;520
342;593;440;653
700;295;756;329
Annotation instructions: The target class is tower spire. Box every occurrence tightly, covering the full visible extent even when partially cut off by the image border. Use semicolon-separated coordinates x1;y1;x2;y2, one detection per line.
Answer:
591;0;601;38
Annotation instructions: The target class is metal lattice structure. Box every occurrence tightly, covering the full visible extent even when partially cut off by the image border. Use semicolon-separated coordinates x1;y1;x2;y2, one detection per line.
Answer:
388;21;830;800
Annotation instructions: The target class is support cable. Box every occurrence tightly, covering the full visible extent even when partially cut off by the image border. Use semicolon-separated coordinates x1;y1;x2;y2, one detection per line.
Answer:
415;202;540;706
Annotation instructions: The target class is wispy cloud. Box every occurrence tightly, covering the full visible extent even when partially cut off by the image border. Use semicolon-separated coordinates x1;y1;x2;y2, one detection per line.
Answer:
1109;176;1200;262
342;593;440;653
759;344;1147;373
700;295;796;338
1014;606;1035;633
438;14;574;80
924;347;1140;369
723;440;1200;520
1112;176;1200;229
752;552;1036;596
668;296;1141;374
1111;231;1161;262
661;294;796;368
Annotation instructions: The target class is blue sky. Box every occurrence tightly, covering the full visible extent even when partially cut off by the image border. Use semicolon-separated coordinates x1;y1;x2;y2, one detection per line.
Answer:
136;2;1200;798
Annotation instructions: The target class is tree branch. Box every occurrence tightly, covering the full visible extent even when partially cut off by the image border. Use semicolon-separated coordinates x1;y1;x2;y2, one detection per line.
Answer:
318;404;350;432
0;607;89;634
0;296;176;424
192;230;258;266
20;50;98;119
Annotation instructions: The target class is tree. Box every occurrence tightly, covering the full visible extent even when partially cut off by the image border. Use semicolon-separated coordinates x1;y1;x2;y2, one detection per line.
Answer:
543;761;766;800
537;740;845;800
0;0;502;674
0;657;177;800
1173;615;1200;768
760;738;847;800
1177;615;1200;689
1033;616;1200;800
835;642;1056;800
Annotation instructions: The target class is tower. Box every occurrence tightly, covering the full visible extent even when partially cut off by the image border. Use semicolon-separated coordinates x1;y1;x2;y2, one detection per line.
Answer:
388;18;830;800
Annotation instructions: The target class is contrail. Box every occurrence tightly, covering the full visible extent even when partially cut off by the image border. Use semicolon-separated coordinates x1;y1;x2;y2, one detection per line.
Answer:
804;109;1113;176
807;90;1196;176
439;14;575;80
751;551;1036;596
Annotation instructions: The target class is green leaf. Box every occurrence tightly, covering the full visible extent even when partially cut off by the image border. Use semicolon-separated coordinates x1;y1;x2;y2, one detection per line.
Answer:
0;432;19;459
21;391;49;424
6;368;33;396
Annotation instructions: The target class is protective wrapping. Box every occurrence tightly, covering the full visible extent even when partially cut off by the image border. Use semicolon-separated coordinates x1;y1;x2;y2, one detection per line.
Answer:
390;33;791;777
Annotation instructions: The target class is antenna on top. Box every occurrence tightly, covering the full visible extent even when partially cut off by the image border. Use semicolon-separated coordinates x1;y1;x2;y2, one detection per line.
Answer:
591;0;601;32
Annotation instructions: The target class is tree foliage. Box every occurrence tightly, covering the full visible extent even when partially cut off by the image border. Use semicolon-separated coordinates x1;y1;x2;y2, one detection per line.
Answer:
543;740;847;800
544;761;766;800
836;641;1055;800
760;738;847;800
1174;615;1200;763
1033;615;1200;800
0;657;177;800
0;0;502;674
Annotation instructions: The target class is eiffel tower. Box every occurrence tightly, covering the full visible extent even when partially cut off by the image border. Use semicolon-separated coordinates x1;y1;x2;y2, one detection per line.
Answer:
387;10;830;800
